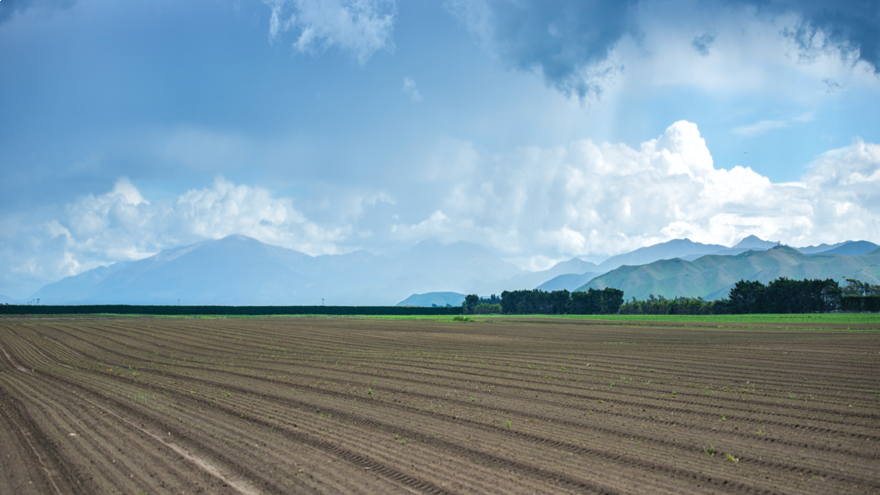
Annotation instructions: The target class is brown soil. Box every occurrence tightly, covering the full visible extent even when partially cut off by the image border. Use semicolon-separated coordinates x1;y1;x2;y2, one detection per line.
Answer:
1;316;878;494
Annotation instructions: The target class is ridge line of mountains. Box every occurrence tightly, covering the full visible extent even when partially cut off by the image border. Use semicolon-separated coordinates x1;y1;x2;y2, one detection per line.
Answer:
6;235;879;307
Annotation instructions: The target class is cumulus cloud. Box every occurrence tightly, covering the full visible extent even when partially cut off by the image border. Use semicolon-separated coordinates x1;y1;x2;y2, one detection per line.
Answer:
446;0;880;100
392;121;880;263
265;0;396;65
401;77;423;102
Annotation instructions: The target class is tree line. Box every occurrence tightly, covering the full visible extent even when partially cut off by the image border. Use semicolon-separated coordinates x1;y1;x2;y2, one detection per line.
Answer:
462;288;624;315
619;295;730;315
620;278;878;315
840;278;880;312
464;278;879;316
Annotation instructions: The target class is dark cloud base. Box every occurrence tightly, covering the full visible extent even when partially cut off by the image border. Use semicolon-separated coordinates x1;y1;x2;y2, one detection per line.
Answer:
453;0;879;100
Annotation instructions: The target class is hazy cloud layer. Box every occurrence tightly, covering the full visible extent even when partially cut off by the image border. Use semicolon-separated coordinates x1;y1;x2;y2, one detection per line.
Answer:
265;0;396;64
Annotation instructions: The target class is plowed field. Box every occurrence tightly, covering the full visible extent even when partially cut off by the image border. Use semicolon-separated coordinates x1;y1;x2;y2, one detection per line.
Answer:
1;316;878;494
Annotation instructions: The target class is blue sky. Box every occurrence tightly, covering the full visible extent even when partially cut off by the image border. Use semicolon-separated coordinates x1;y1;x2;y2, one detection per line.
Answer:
1;0;879;298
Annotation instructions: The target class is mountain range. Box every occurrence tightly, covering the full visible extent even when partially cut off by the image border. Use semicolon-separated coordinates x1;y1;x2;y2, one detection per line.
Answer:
15;235;879;306
577;245;880;301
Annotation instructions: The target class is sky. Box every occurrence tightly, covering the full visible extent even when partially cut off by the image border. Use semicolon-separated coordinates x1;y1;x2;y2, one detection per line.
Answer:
1;0;879;299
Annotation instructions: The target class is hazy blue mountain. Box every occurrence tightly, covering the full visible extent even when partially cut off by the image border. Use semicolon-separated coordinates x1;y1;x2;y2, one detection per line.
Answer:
329;240;524;305
52;235;315;305
813;241;879;256
596;238;726;271
0;295;22;305
704;235;779;256
396;292;466;307
577;245;880;301
734;235;778;250
478;257;599;294
392;240;522;290
794;241;849;255
29;235;522;306
536;272;601;292
31;262;131;303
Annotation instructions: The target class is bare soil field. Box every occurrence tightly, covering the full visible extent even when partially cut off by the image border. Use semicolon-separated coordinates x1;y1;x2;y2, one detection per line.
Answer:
1;316;878;494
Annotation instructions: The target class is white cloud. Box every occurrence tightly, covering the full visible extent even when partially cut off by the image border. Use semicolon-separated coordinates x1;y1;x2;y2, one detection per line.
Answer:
265;0;396;65
393;121;880;264
401;77;423;102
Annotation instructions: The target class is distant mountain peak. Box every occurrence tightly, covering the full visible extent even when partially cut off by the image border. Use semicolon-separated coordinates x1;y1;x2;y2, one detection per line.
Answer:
734;235;777;249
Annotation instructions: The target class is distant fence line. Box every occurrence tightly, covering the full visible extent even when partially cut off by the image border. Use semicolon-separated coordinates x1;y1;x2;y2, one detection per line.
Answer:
0;305;463;316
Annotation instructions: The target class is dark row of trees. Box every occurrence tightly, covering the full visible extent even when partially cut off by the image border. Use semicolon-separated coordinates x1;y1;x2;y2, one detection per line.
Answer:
466;288;625;315
570;288;626;315
619;295;730;315
463;294;503;314
841;295;880;312
727;278;842;314
620;278;878;315
464;277;878;316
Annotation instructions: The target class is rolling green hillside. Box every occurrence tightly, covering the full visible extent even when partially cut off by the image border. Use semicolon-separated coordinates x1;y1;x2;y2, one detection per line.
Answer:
577;245;880;301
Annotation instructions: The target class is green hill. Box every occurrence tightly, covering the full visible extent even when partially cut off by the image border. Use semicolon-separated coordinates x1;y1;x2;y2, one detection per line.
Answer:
576;245;880;301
